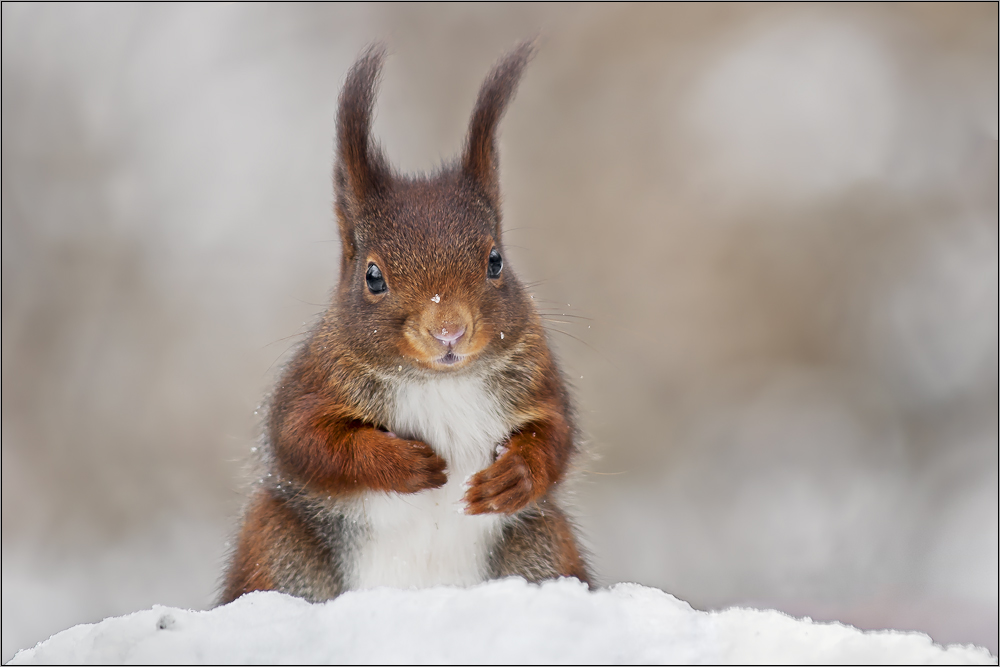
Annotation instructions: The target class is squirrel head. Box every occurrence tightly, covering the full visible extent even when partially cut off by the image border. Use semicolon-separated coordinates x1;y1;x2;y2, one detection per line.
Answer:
330;43;537;375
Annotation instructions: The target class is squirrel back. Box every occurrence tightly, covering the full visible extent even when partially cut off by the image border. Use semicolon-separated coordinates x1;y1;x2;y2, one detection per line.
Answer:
221;42;591;604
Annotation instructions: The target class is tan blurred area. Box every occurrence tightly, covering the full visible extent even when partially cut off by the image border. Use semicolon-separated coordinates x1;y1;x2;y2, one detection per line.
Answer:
2;3;997;659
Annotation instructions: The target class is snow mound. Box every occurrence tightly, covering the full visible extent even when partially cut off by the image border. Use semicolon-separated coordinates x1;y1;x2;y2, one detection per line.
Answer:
9;578;995;665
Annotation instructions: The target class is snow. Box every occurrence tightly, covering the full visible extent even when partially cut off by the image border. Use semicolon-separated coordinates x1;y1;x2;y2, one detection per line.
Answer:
9;579;995;665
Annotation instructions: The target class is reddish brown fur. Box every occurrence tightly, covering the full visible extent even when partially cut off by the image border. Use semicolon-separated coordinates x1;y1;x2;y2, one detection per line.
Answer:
272;391;447;495
490;504;591;582
463;41;534;210
465;394;573;515
222;489;343;603
222;41;591;605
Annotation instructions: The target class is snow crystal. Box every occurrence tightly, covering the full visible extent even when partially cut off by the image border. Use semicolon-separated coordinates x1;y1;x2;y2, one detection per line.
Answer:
8;579;995;665
431;294;441;303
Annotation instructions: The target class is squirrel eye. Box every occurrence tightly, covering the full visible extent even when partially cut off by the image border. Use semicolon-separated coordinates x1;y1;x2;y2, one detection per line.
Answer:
487;248;503;279
366;263;387;294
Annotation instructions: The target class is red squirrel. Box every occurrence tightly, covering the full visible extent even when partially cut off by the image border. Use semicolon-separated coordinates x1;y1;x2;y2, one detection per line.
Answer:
221;42;591;604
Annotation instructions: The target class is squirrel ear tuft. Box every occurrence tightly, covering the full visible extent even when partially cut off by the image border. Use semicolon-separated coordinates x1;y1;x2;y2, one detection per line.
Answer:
335;43;391;262
462;40;535;211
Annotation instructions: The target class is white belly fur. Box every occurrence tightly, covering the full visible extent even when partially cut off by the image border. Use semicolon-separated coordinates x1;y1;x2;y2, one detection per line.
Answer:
348;374;509;590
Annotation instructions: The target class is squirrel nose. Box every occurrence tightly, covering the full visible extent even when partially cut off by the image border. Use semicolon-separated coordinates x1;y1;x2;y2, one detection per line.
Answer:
431;326;465;345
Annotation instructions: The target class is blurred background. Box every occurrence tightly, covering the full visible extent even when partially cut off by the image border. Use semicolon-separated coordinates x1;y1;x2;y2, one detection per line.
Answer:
2;3;996;660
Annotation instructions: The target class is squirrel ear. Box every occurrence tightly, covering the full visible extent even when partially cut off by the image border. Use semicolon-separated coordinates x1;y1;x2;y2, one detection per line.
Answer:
335;44;391;263
462;40;535;214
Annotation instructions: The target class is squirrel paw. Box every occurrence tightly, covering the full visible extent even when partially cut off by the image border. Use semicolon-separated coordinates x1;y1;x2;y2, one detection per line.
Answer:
462;449;533;514
385;438;448;494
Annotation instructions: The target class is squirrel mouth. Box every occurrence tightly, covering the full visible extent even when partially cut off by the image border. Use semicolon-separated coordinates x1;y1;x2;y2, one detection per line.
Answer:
438;351;462;365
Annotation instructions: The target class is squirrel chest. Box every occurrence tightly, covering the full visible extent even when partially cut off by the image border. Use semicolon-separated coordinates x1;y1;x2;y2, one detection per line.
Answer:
347;373;509;589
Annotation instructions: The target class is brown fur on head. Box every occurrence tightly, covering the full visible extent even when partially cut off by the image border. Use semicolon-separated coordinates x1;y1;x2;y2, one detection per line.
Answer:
331;41;537;375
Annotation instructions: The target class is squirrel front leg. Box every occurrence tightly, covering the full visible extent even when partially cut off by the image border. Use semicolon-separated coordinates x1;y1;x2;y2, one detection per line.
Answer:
463;406;572;515
272;391;447;495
